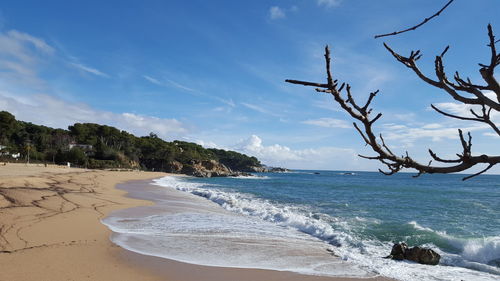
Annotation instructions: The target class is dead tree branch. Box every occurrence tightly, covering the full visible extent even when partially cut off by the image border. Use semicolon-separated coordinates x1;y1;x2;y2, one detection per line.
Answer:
286;26;500;179
374;0;455;39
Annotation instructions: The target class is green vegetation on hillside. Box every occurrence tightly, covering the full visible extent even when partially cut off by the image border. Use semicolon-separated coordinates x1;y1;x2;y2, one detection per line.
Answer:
0;111;261;172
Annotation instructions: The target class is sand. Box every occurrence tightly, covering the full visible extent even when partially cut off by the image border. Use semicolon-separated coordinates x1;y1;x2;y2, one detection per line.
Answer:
0;163;392;281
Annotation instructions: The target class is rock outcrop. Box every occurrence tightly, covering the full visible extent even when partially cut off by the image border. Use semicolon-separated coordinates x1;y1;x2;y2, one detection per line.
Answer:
386;242;440;265
168;160;253;178
269;167;290;173
165;160;183;173
247;166;267;172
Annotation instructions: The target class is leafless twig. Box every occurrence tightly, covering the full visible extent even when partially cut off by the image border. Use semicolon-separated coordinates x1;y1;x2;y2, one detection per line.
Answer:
374;0;455;39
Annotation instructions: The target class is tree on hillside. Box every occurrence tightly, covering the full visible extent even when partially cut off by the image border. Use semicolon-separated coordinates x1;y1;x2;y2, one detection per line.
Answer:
287;3;499;180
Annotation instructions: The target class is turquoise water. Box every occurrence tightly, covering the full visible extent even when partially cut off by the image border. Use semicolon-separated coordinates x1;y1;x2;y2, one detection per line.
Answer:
104;171;500;280
184;171;500;277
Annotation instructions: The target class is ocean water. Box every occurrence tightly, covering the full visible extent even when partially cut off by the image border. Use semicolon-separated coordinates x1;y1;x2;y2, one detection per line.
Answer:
103;171;500;281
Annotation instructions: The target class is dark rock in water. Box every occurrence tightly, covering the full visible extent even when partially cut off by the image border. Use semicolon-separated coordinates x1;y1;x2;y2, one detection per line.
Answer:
268;167;290;173
405;247;440;265
387;242;408;260
386;243;440;265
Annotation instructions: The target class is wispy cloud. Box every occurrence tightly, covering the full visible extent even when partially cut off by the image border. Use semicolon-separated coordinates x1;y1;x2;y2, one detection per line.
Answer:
317;0;342;8
241;102;281;117
217;98;236;107
241;102;267;114
0;29;54;88
380;122;489;147
166;78;196;92
143;75;162;85
143;74;196;92
302;117;351;128
269;6;286;20
4;30;54;55
69;62;109;78
143;74;235;108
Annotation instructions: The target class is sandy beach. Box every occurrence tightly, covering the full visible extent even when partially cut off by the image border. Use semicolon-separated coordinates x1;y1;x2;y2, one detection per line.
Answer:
0;164;391;281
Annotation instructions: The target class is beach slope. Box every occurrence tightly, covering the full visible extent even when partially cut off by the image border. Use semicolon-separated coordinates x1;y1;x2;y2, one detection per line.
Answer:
0;164;391;281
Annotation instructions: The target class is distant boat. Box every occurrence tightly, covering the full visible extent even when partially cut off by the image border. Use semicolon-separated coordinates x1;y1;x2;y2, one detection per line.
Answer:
314;172;320;175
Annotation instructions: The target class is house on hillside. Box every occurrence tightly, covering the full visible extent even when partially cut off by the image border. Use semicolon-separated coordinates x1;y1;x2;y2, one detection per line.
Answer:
68;142;94;156
68;142;93;151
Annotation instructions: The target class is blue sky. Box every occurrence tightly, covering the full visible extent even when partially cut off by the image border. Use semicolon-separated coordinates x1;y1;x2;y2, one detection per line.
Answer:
0;0;499;173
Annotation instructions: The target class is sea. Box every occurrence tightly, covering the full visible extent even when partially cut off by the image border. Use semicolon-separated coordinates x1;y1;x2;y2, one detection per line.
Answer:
102;171;500;281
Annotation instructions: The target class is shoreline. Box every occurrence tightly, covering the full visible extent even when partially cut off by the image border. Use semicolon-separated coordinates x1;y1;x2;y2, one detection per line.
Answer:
107;176;394;281
0;164;392;280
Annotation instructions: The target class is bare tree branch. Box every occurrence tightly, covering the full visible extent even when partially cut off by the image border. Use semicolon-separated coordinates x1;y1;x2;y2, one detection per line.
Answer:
384;43;500;111
286;34;500;179
374;0;455;39
462;164;495;180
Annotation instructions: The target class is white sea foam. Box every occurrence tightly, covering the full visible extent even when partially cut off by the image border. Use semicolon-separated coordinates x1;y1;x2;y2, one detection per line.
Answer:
104;176;368;278
229;175;270;179
104;176;500;281
407;221;500;275
152;176;350;246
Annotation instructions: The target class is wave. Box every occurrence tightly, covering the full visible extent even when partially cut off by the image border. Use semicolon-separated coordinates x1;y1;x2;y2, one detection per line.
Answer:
407;221;500;275
152;176;348;246
229;175;270;179
151;176;500;281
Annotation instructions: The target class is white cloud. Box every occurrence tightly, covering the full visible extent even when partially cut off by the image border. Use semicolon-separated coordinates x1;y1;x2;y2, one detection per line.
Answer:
382;124;462;143
69;62;109;78
234;135;361;170
194;139;220;149
317;0;342;8
269;6;286;20
432;91;499;120
380;122;492;150
421;123;443;129
380;91;499;146
302;117;351;128
484;132;500;138
0;91;188;140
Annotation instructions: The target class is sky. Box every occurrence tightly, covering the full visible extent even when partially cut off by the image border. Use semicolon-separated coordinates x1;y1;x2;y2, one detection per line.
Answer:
0;0;499;174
